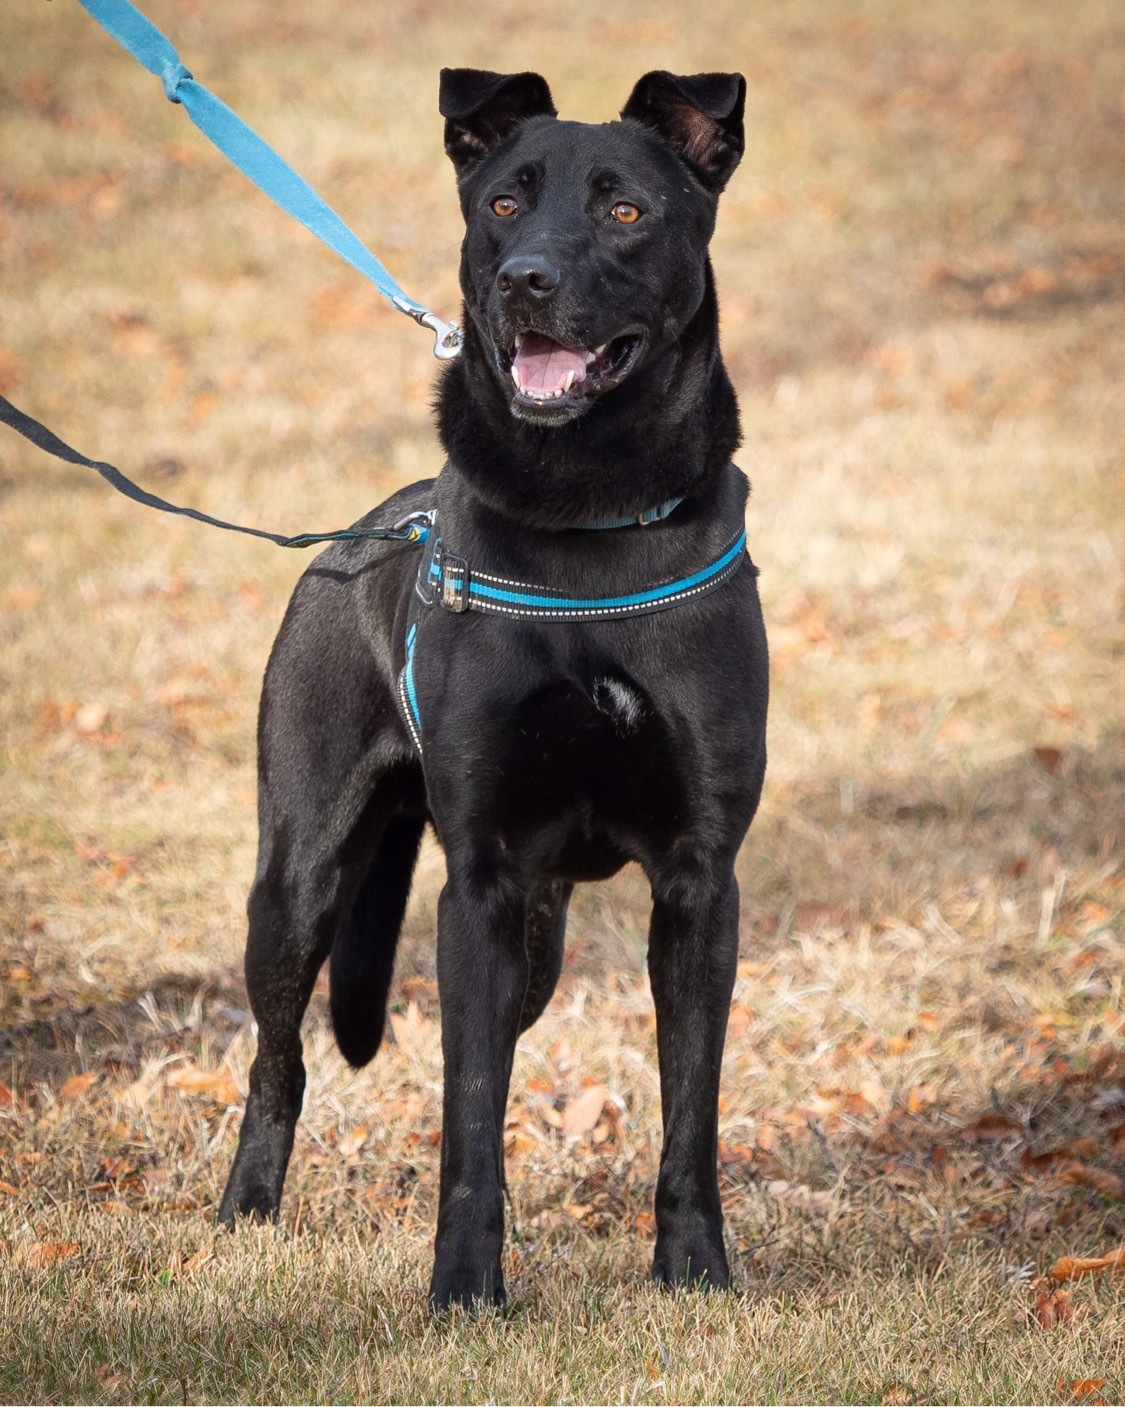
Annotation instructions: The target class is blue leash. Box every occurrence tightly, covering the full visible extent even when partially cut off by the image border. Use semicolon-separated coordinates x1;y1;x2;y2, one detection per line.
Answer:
75;0;462;359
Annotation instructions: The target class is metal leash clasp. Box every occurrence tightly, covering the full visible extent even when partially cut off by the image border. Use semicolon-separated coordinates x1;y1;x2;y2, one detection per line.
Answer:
392;297;464;360
390;510;435;543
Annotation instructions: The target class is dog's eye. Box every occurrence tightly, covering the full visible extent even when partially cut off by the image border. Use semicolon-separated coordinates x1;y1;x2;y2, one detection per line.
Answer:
610;202;642;225
490;196;519;218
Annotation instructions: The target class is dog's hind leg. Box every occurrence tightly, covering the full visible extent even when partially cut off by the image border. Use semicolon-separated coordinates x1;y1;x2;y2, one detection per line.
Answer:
216;569;424;1225
216;835;338;1225
330;814;425;1066
218;774;420;1226
518;878;571;1033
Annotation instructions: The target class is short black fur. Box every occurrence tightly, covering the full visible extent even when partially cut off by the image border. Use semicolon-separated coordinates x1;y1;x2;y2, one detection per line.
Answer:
218;69;769;1314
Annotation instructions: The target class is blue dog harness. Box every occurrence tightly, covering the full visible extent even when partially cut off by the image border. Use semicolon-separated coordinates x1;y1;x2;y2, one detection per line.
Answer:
396;504;749;753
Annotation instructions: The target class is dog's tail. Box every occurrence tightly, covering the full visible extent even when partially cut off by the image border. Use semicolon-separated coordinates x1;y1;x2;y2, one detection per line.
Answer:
329;815;424;1067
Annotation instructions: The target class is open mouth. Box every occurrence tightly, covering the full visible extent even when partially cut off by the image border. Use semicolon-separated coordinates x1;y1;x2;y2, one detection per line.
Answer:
496;330;645;414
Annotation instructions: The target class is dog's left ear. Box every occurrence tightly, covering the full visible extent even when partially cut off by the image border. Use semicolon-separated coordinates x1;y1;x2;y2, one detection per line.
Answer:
440;68;556;176
621;71;745;192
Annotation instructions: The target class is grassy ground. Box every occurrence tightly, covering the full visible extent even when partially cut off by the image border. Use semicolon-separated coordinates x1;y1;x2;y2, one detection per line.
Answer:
1;0;1123;1401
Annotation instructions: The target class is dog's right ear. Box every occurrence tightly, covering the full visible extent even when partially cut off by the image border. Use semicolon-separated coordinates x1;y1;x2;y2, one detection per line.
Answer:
439;68;556;176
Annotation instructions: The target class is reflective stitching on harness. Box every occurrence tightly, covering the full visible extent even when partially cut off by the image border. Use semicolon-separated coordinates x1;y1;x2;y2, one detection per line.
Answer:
458;531;746;615
397;622;424;754
466;559;744;619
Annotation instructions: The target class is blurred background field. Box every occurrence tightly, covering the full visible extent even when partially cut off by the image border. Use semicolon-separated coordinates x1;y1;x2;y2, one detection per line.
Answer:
0;0;1123;1401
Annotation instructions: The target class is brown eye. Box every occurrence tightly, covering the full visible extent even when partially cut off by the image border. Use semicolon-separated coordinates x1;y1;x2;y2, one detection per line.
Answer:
491;196;518;218
611;201;641;224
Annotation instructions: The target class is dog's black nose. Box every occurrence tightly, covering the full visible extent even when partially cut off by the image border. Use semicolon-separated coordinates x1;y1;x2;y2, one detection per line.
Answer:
496;254;561;301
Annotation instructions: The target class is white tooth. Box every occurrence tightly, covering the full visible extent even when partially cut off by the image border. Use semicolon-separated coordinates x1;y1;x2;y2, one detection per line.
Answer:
594;342;608;355
562;370;575;393
515;332;524;350
511;365;521;389
586;351;597;365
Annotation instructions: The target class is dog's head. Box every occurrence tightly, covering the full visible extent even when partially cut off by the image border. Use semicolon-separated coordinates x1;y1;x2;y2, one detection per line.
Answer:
440;68;745;429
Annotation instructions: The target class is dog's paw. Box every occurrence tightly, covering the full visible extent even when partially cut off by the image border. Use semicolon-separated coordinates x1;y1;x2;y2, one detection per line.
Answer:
428;1261;507;1316
216;1168;282;1227
651;1238;730;1292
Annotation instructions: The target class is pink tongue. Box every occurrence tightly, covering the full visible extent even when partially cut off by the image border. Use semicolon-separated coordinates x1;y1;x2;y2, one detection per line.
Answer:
513;333;587;393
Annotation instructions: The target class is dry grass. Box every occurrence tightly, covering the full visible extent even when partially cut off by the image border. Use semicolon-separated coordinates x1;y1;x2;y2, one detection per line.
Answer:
1;0;1124;1401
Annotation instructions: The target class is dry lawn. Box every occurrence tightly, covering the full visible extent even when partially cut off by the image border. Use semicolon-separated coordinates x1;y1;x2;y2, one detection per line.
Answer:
1;0;1123;1401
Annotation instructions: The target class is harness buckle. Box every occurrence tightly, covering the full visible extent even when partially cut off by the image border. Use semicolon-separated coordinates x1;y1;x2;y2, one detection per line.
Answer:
439;551;470;613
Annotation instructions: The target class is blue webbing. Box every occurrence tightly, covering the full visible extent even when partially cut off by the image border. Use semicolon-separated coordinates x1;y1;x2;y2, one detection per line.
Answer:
76;0;460;353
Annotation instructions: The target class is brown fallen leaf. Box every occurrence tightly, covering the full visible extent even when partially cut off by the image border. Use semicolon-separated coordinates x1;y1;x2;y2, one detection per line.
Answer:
960;1111;1022;1141
1032;1277;1080;1329
1021;1145;1079;1174
1034;745;1066;776
906;1083;936;1114
56;1071;99;1104
1056;1160;1125;1200
182;1244;214;1276
388;1001;429;1053
548;1036;573;1071
165;1065;241;1107
13;1241;79;1269
1058;1378;1107;1405
97;1156;136;1183
337;1124;369;1158
727;1002;752;1038
561;1084;610;1136
139;1168;170;1195
1052;1247;1125;1282
0;1180;20;1196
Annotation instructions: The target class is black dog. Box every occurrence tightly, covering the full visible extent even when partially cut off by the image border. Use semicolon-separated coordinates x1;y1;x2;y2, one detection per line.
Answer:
218;67;768;1312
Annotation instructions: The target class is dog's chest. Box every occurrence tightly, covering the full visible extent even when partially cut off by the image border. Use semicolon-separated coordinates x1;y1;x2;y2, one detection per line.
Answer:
416;635;715;871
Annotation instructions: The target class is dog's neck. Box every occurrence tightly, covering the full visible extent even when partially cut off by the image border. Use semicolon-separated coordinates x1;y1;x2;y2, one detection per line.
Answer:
435;271;741;532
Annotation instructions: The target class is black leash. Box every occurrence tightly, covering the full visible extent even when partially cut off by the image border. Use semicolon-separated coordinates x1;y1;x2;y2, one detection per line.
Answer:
0;395;431;549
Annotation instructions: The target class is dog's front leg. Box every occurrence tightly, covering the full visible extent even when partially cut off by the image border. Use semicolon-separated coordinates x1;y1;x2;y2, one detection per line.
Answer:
648;866;740;1290
429;871;528;1313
